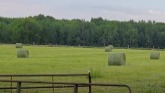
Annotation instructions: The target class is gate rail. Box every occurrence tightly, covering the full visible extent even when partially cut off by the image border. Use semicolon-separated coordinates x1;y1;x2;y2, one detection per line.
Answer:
0;73;91;93
0;79;132;93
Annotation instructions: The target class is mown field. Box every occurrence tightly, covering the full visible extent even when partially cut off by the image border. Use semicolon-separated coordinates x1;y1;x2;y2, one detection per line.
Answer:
0;44;165;93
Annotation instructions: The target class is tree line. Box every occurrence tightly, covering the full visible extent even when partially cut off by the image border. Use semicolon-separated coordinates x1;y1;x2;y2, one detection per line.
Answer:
0;14;165;48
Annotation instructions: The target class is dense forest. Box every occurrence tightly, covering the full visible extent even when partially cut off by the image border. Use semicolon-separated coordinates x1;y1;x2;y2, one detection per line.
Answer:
0;14;165;48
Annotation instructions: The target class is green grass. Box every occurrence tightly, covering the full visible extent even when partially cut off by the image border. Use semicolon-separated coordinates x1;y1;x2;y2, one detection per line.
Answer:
0;44;165;93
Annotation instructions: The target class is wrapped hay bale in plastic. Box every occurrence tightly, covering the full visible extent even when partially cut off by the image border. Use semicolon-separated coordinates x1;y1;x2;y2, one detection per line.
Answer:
16;43;23;48
105;45;113;52
150;52;160;60
17;49;29;58
108;52;126;66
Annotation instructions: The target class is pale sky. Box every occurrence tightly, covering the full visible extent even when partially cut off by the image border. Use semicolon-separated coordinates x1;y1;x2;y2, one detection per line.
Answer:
0;0;165;22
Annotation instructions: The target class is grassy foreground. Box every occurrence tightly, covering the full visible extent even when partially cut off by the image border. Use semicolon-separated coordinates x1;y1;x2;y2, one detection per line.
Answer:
0;44;165;93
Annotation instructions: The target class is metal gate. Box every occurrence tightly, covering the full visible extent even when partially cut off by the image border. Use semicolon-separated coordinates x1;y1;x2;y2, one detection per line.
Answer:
0;74;132;93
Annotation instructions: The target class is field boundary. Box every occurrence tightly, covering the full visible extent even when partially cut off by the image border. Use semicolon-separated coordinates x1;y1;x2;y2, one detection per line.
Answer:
0;73;132;93
0;79;132;93
0;73;91;93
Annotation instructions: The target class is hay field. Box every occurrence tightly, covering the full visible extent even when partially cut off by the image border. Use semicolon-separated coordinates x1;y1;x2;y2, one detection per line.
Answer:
0;44;165;93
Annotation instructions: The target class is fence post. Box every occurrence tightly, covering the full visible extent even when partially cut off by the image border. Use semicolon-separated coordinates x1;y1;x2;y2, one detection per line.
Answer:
73;84;78;93
88;72;91;93
52;75;54;93
17;82;21;93
10;76;13;93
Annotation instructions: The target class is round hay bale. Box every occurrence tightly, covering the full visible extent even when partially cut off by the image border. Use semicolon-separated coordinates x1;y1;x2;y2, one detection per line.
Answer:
150;52;160;60
17;49;29;58
105;45;113;52
108;52;126;66
16;43;23;48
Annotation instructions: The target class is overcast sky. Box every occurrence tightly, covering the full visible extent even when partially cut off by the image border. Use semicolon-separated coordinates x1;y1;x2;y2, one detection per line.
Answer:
0;0;165;22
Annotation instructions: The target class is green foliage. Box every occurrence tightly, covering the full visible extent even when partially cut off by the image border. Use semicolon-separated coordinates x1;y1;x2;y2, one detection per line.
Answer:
89;68;102;78
1;15;165;48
